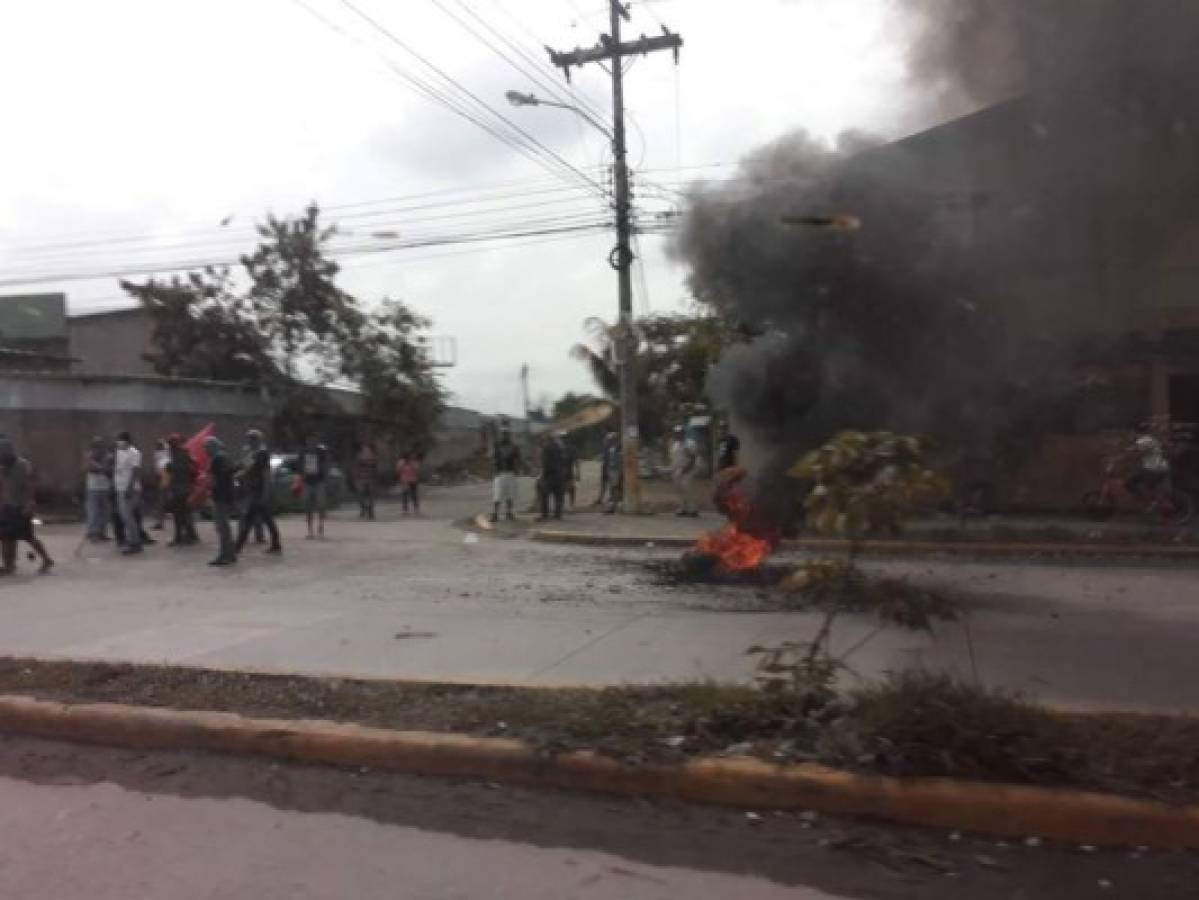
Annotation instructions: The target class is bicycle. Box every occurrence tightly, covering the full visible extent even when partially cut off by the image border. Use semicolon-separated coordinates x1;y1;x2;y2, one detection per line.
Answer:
1081;458;1194;526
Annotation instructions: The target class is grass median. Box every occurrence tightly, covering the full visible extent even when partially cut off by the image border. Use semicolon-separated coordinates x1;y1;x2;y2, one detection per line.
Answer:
0;657;1195;805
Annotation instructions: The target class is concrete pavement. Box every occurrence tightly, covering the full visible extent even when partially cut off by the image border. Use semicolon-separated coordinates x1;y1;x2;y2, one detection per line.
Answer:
0;771;833;900
1;481;1199;711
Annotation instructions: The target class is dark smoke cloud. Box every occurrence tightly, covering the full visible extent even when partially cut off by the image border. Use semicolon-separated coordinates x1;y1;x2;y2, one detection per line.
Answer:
673;1;1199;525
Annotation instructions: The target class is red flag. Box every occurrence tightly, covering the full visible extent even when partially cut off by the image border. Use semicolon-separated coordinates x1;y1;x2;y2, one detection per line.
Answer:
185;423;216;508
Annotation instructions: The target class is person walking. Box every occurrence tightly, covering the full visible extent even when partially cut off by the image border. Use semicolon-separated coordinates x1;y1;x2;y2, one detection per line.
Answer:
165;434;199;546
603;436;623;515
0;436;53;575
83;436;112;542
670;425;700;517
235;429;281;555
537;433;566;521
398;454;421;515
561;432;580;509
206;437;237;567
113;431;145;554
151;438;170;531
297;437;329;540
490;428;521;523
355;444;379;520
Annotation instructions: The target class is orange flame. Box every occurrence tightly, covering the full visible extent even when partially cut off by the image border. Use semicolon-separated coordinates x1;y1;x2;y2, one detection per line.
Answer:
696;524;773;572
696;467;777;573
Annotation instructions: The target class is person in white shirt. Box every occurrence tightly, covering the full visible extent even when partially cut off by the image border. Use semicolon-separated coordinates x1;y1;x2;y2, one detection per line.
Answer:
113;431;144;554
670;425;700;517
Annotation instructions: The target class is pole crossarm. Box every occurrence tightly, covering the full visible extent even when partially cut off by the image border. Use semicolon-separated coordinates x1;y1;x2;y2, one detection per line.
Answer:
548;31;683;79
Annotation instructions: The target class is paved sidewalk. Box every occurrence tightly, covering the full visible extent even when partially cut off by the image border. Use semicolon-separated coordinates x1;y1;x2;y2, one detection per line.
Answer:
1;481;1199;712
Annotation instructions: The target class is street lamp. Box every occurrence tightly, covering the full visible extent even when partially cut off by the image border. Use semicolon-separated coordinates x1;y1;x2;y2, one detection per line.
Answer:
506;87;640;513
504;91;614;139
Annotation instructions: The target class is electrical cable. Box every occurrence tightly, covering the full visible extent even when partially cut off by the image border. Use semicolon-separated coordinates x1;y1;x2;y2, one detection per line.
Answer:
333;0;606;198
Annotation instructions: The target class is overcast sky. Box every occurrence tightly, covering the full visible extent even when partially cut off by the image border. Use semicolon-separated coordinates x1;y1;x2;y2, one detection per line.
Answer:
0;0;927;416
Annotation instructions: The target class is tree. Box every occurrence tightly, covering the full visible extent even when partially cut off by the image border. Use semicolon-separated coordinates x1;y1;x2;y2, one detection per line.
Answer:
570;312;744;444
122;205;445;451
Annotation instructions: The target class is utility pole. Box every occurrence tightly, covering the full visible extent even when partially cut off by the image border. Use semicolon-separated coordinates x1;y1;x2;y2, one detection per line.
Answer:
548;3;682;514
520;363;532;454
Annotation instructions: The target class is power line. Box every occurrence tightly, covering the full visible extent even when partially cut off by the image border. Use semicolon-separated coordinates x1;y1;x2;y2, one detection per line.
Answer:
0;220;616;291
332;0;607;198
290;0;603;199
486;0;610;116
438;0;613;133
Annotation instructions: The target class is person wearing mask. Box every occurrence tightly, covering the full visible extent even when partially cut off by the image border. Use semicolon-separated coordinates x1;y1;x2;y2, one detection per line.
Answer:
490;428;521;523
206;436;238;567
165;434;198;546
297;437;329;540
83;436;112;542
537;432;567;521
398;453;421;515
355;443;379;520
0;436;53;575
235;429;282;555
561;432;581;509
113;431;145;555
670;425;700;518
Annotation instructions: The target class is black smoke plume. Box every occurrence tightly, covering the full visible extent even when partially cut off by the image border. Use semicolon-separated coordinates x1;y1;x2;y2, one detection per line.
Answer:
671;1;1199;525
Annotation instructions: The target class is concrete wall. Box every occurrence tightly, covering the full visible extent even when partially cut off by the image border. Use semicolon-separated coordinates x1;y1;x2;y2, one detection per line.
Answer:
0;374;271;502
67;309;156;376
1;373;507;501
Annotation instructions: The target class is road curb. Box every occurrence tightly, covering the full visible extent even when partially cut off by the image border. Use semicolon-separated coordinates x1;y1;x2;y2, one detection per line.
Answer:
530;529;1199;561
1;693;1198;848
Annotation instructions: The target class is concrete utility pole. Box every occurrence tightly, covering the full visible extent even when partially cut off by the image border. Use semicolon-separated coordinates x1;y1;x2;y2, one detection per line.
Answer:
548;3;682;514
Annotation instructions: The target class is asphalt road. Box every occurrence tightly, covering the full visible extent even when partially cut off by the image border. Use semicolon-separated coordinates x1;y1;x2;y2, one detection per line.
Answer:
1;480;1198;711
0;733;1194;899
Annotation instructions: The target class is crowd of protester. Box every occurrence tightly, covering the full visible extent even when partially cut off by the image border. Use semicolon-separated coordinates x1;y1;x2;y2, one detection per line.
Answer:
0;429;424;575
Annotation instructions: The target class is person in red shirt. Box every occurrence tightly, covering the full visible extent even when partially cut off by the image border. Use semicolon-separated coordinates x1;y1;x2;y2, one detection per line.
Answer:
397;454;421;515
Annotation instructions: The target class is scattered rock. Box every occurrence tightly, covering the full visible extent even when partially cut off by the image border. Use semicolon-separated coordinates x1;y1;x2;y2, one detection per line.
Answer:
724;741;754;756
948;831;962;842
1079;844;1097;853
1098;879;1113;890
662;735;686;749
745;812;762;823
1024;836;1042;848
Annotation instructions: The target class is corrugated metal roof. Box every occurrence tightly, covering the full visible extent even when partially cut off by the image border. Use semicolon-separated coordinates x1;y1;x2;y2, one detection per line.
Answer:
0;293;67;340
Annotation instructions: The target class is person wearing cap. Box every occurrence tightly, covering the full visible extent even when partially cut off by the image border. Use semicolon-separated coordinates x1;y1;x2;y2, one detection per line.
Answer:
165;433;199;546
490;427;522;523
235;429;281;555
113;431;145;554
206;436;238;566
296;435;330;539
0;435;53;575
670;424;700;517
537;431;567;521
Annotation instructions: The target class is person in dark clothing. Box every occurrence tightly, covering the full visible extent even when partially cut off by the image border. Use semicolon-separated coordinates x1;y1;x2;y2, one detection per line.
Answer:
206;437;238;566
490;428;522;523
716;422;741;472
165;434;199;546
0;436;53;575
234;429;281;554
537;433;567;521
560;433;581;509
355;444;379;520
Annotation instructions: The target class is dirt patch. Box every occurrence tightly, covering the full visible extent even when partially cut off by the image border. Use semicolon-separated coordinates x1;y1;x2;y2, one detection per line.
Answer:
0;658;1198;805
